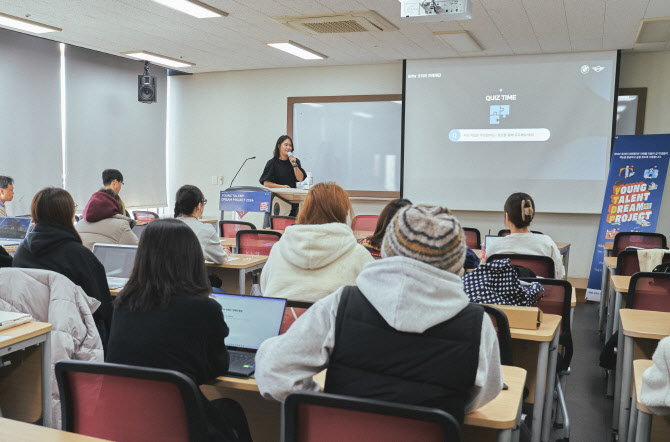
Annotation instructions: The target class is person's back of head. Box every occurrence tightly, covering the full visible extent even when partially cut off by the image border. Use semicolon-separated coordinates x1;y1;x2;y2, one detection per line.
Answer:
31;187;81;243
368;198;412;248
296;182;353;225
102;169;123;186
114;218;210;311
174;185;205;218
504;192;535;229
381;205;466;275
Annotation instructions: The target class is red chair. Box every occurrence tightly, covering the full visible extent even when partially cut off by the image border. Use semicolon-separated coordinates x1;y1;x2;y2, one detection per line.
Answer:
463;228;481;250
626;272;670;312
480;304;513;366
219;220;256;238
271;216;296;230
283;392;461;442
279;300;313;334
236;230;281;256
132;211;159;223
351;215;379;232
487;253;555;278
612;232;667;257
55;360;207;442
616;250;670;276
497;229;543;237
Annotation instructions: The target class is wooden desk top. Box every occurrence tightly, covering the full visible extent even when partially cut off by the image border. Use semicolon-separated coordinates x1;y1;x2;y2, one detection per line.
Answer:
200;219;218;225
215;366;524;430
571;288;576;307
0;417;109;441
206;254;268;269
220;237;236;248
4;245;17;253
634;359;654;414
555;242;570;253
0;321;51;349
510;314;561;342
605;256;618;269
611;275;631;294
605;241;614;251
620;309;670;340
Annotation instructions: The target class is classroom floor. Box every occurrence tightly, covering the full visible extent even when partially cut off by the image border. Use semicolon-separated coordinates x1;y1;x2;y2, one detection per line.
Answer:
548;302;613;442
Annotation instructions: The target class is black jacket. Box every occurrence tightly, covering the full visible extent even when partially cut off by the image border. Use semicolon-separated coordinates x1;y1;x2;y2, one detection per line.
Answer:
0;246;12;268
12;222;112;330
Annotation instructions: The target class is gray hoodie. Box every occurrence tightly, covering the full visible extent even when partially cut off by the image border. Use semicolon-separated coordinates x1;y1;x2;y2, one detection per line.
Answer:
255;256;503;412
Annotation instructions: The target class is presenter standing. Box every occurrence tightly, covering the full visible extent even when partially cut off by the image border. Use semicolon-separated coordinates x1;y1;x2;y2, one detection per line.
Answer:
259;135;307;216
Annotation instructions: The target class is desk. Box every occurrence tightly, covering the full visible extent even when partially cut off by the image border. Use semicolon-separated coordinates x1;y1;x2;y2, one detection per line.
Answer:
220;237;236;250
205;366;526;442
207;254;268;294
200;219;218;225
629;359;670;442
0;322;52;428
605;241;614;256
600;256;618;333
0;417;109;441
614;309;670;441
4;245;17;254
606;275;631;341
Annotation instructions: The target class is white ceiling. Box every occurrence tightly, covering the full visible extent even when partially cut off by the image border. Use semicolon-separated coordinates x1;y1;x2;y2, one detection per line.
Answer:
1;0;670;73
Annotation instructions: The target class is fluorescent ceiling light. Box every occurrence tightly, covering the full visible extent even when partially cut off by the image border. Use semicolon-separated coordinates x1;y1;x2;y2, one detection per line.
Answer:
151;0;228;18
266;41;327;60
121;51;195;68
434;30;483;53
635;17;670;44
0;12;61;33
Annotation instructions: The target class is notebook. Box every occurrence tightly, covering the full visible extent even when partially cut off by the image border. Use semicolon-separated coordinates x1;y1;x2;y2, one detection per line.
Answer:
210;293;287;377
0;216;32;247
92;244;138;289
0;311;32;331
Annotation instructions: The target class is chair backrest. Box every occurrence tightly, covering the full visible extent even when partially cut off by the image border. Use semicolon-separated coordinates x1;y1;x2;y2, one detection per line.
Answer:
132;211;159;223
280;300;314;334
523;278;573;369
497;229;543;237
236;229;281;255
462;228;481;250
480;305;513;366
284;392;461;442
627;272;670;312
487;253;555;278
271;216;296;230
351;215;379;232
612;232;667;257
219;220;256;238
55;360;207;442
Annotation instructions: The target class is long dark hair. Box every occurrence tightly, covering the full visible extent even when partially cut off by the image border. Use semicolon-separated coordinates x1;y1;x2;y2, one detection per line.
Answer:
504;192;535;229
114;218;211;311
272;135;294;158
31;187;81;243
368;198;412;248
174;185;205;217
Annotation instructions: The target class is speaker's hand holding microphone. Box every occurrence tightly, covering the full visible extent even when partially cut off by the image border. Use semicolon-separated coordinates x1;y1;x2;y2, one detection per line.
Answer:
288;154;298;166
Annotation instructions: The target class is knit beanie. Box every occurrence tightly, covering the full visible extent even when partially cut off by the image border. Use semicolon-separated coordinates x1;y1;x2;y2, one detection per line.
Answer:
381;205;466;274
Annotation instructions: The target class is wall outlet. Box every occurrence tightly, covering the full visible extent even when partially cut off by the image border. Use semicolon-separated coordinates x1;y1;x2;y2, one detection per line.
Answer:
211;175;217;185
219;175;224;186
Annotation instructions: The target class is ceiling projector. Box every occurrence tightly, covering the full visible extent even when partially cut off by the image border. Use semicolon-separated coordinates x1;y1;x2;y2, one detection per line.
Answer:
399;0;472;22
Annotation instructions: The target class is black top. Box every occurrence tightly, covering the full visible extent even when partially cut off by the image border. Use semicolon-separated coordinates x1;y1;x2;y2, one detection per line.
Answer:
259;157;307;188
12;222;112;329
0;246;12;268
106;292;230;385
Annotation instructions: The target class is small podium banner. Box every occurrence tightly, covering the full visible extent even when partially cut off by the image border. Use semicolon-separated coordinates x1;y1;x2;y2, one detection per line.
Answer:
585;135;670;301
219;191;271;217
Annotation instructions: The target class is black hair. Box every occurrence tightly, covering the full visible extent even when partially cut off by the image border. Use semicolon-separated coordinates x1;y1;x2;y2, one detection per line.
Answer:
102;169;123;186
273;135;294;158
0;176;13;189
98;188;121;203
31;187;81;243
113;218;211;311
174;185;205;217
504;192;535;229
368;198;413;248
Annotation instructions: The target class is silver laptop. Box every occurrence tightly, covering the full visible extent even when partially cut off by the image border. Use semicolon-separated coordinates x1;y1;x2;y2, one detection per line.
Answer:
92;244;138;289
484;235;503;252
0;216;32;247
210;293;287;377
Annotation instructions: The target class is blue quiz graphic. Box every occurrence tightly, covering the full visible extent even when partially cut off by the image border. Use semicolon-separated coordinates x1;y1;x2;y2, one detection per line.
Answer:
489;105;510;124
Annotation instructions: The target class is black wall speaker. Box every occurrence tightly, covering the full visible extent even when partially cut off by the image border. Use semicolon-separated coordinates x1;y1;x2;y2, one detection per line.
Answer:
138;75;156;103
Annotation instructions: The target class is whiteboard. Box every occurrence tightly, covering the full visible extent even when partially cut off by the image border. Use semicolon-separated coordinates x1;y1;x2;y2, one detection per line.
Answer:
292;100;402;192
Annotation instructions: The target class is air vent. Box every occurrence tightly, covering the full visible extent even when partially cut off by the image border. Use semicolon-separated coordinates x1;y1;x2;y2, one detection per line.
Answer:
273;11;398;34
635;17;670;44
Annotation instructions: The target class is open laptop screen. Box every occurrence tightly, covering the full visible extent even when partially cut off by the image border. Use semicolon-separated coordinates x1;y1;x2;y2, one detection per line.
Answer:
484;235;503;252
0;217;31;240
211;294;287;351
92;244;138;278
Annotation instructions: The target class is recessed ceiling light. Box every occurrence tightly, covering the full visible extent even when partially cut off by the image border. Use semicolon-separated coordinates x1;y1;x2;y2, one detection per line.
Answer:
121;51;195;68
151;0;228;18
0;12;61;33
266;41;327;60
635;17;670;44
434;30;483;53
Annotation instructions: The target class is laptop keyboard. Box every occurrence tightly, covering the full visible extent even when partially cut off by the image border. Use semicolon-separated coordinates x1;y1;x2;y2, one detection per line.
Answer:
230;352;255;368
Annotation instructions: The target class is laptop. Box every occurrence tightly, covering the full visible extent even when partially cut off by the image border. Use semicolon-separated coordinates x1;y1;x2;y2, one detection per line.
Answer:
0;216;32;247
210;293;287;377
484;235;502;251
131;223;147;240
92;244;138;289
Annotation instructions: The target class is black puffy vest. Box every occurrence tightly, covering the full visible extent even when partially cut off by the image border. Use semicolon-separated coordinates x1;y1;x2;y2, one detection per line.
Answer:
324;286;484;423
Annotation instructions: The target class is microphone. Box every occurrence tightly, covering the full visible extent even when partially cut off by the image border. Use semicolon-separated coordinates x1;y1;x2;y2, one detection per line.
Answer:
230;156;256;188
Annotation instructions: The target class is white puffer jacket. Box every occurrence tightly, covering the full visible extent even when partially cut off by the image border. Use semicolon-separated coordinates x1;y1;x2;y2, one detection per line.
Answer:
260;223;374;302
641;336;670;415
0;268;104;428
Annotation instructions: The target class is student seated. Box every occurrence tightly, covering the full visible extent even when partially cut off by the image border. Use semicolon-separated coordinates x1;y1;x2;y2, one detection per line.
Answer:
12;187;112;344
358;198;412;258
485;192;565;278
261;182;374;302
0;246;12;268
75;189;138;246
255;205;502;422
174;185;229;265
106;219;251;441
